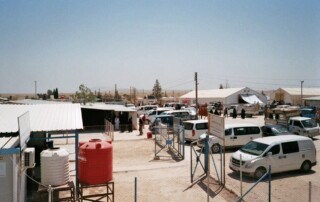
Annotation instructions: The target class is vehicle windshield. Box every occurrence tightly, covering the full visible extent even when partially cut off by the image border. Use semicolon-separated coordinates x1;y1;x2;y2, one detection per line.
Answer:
240;141;269;156
301;119;317;128
273;126;289;134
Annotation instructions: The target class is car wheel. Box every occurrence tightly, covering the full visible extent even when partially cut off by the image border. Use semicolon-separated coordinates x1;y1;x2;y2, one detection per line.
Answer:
211;144;220;153
300;161;311;172
254;167;267;179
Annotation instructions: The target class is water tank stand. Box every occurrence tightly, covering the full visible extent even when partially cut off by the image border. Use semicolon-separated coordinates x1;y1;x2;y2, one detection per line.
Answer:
37;181;75;201
79;181;114;202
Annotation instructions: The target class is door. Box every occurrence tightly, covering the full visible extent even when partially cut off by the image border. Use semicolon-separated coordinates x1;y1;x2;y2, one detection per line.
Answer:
263;144;287;173
280;141;301;171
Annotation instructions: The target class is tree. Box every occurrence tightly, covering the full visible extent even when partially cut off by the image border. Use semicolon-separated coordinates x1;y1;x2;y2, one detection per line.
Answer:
74;84;96;105
53;88;59;99
152;79;162;102
219;84;224;89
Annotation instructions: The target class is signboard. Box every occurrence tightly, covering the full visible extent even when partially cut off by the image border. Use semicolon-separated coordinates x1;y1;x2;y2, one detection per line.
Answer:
209;114;225;140
18;112;31;150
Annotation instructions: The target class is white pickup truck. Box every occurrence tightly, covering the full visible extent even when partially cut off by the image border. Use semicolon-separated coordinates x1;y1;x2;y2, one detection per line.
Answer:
288;117;320;138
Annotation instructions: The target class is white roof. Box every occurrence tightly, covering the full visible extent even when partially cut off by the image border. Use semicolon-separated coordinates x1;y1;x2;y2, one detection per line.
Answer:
0;104;83;133
280;88;320;96
0;136;19;149
81;103;137;112
8;99;65;105
254;135;311;145
180;87;245;99
303;96;320;101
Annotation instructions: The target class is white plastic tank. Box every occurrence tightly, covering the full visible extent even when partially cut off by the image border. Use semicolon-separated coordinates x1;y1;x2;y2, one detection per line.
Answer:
41;147;69;186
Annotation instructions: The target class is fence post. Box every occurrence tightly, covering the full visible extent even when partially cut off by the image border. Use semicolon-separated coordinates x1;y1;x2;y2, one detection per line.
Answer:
268;165;271;202
135;177;137;202
309;181;311;202
240;154;242;197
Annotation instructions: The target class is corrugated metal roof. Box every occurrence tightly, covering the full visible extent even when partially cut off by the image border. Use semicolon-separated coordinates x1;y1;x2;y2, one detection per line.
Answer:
0;104;83;133
280;88;320;96
180;87;245;99
81;103;137;112
0;136;19;149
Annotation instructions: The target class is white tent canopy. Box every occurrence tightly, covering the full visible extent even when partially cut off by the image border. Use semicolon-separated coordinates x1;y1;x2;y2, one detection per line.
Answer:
240;94;264;104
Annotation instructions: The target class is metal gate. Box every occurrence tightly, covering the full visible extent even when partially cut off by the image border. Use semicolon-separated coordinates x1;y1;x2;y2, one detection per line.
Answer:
153;118;185;160
190;134;222;184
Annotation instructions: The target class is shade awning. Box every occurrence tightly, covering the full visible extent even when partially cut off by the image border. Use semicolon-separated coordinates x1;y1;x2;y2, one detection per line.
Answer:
240;94;264;104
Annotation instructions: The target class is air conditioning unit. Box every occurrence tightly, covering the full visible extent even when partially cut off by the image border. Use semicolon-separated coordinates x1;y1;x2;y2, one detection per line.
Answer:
23;147;35;168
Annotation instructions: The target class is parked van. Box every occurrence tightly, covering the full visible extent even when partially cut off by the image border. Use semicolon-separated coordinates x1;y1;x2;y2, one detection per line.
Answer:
183;120;208;142
229;135;317;179
198;123;262;153
288;117;320;138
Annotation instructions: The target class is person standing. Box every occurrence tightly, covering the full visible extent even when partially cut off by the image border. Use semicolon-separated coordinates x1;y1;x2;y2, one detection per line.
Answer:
241;108;246;119
114;116;120;131
224;107;228;117
139;117;143;135
142;114;146;128
232;108;237;119
128;116;132;132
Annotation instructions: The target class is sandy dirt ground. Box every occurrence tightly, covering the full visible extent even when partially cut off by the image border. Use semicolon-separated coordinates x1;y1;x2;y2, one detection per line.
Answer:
54;115;320;202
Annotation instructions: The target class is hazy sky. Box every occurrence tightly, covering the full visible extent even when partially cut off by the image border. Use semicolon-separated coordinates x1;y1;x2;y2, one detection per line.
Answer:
1;0;319;94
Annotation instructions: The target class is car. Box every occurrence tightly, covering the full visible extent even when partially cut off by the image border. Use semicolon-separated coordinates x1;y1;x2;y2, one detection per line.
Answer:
184;107;197;120
161;110;192;121
146;108;172;124
136;105;158;117
149;115;174;134
183;120;208;142
261;124;290;137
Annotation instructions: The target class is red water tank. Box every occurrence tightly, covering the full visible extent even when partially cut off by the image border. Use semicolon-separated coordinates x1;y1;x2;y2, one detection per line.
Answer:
78;139;113;184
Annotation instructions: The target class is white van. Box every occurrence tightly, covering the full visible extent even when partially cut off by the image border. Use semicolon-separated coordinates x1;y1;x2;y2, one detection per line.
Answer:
183;120;208;142
198;123;262;153
229;135;317;179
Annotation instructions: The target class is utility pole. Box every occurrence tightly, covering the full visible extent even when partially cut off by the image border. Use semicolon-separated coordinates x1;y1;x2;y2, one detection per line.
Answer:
301;80;304;106
195;72;198;118
34;81;37;98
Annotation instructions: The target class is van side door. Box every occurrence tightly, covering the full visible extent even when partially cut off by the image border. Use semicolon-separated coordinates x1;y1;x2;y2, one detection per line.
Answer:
264;144;287;173
280;141;301;170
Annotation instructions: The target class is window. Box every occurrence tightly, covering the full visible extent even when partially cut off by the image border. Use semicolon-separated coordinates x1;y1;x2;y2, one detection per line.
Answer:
266;145;280;155
293;121;303;128
196;123;208;130
282;141;299;154
183;123;194;130
225;129;232;136
234;127;246;136
245;127;260;134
